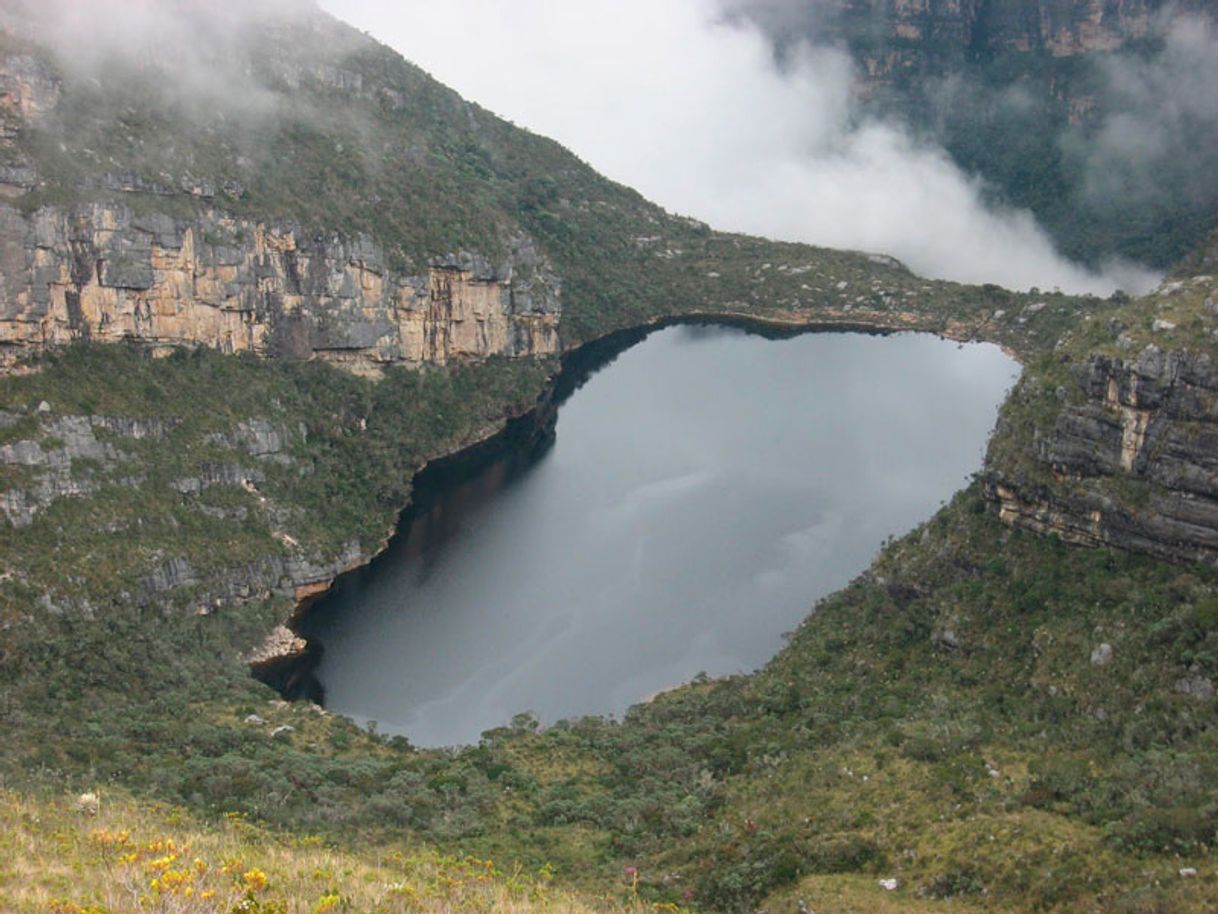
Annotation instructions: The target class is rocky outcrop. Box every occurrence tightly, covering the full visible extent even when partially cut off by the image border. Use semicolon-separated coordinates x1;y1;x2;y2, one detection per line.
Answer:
987;341;1218;566
245;624;309;667
743;0;1212;93
141;540;366;611
0;51;59;132
208;418;301;460
0;413;143;525
0;203;561;375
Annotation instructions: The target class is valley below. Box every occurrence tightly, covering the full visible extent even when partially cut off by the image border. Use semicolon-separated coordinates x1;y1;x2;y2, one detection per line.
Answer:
3;1;1218;912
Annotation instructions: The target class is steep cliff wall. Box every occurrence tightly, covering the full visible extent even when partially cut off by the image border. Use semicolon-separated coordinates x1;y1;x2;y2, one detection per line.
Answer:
832;0;1207;88
0;18;572;376
976;0;1155;55
985;271;1218;565
741;0;1200;81
0;203;560;375
731;0;1218;268
0;50;59;130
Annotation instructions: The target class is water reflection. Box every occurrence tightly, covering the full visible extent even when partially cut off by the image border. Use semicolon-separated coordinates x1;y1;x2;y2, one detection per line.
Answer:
299;326;1019;746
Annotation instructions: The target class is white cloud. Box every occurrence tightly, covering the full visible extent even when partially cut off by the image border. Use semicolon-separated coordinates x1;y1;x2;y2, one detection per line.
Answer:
1078;14;1218;207
3;0;317;118
321;0;1157;295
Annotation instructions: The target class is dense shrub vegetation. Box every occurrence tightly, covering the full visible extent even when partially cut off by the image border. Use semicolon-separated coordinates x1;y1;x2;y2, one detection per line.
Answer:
7;362;1218;911
4;8;1218;913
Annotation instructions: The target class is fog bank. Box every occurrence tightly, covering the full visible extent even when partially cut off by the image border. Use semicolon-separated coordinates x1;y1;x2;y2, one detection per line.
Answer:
322;0;1158;295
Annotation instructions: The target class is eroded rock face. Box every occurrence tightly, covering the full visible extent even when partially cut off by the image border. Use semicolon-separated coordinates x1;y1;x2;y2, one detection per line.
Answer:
864;0;1198;59
975;0;1159;56
0;414;144;526
0;203;561;374
0;52;59;128
244;625;309;666
748;0;1211;94
987;344;1218;566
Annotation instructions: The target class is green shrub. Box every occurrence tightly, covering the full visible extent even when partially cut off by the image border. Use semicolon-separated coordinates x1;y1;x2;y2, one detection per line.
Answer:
1112;805;1216;854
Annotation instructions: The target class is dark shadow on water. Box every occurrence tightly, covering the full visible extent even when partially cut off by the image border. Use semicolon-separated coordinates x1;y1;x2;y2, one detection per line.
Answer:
255;318;978;733
256;320;686;703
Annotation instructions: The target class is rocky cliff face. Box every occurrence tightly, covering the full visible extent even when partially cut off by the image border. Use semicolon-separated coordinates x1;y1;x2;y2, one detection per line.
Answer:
975;0;1154;55
738;0;1197;76
0;202;561;375
0;36;562;376
829;0;1207;90
0;50;59;131
985;272;1218;566
722;0;1218;269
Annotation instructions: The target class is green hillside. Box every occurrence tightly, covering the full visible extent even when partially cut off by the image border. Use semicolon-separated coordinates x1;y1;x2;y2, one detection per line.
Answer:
2;3;1217;913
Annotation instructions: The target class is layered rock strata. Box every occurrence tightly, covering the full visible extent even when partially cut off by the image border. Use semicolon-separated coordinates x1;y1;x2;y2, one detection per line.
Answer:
735;0;1212;96
987;342;1218;566
839;0;1209;80
0;204;560;375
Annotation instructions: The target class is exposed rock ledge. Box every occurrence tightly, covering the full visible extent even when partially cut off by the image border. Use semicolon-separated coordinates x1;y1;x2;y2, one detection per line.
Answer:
246;625;308;667
236;400;557;670
986;343;1218;566
0;203;561;375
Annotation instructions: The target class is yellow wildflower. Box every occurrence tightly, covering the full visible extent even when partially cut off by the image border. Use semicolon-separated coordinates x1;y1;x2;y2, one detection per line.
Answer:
145;852;178;871
242;868;269;891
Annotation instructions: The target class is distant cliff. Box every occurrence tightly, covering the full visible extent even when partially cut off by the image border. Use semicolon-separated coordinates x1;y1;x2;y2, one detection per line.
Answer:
829;0;1209;88
0;202;560;374
733;0;1218;269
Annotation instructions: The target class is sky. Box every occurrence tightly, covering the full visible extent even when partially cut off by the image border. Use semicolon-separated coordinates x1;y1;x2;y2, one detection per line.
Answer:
319;0;1162;296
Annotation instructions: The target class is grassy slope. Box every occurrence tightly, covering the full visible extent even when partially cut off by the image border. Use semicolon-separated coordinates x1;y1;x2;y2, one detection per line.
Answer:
0;345;554;783
0;788;665;914
3;7;1216;914
453;486;1218;913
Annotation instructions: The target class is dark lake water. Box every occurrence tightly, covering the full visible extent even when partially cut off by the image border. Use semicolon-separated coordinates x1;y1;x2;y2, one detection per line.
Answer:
298;326;1019;746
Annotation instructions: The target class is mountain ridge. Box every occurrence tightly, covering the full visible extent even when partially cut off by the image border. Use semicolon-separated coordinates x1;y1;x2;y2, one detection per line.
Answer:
0;0;1092;374
731;0;1218;269
2;3;1218;913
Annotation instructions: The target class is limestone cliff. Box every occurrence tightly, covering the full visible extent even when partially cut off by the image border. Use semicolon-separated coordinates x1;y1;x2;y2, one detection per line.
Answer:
0;202;560;375
0;50;58;130
985;271;1218;566
0;17;564;376
825;0;1211;90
